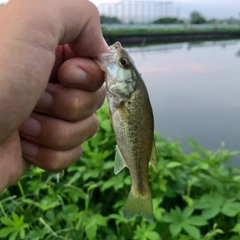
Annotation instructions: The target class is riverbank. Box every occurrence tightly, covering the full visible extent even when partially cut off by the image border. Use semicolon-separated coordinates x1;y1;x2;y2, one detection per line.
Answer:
103;27;240;45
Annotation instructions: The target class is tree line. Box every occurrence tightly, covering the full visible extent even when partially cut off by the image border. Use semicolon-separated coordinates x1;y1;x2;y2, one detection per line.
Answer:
101;11;240;24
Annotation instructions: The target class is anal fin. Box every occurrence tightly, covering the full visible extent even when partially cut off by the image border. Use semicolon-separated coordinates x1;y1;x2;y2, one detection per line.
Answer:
114;145;127;175
150;141;158;171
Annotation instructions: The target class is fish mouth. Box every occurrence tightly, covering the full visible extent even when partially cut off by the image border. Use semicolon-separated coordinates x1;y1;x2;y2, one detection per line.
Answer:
95;41;123;70
109;41;122;53
95;53;112;71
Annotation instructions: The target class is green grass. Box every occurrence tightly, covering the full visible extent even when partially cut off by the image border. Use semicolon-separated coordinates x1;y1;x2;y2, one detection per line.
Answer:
1;102;240;239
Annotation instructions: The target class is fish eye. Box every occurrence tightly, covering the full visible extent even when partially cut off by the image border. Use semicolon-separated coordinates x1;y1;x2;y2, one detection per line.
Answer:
119;57;129;68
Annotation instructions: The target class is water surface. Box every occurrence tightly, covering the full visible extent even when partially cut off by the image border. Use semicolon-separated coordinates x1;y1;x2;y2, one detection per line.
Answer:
127;40;240;165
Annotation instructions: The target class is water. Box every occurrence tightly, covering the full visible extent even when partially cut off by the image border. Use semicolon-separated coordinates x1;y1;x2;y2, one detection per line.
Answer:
126;40;240;165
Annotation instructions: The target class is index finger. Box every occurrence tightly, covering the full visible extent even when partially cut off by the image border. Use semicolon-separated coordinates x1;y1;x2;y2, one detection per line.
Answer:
4;0;108;57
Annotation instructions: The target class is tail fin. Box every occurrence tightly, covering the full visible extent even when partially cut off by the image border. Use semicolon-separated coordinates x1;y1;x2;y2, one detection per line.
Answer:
123;190;153;223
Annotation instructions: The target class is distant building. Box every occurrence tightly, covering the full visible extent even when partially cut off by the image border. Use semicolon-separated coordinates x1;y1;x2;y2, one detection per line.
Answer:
97;0;173;24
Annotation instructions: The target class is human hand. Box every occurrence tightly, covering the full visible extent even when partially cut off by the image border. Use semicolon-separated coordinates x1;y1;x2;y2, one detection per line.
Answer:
0;0;108;192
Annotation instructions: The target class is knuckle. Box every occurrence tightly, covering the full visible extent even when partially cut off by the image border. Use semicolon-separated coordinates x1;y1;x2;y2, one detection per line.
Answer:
47;147;83;173
95;86;106;110
86;114;99;139
52;125;71;150
67;96;83;121
47;162;64;173
47;153;69;173
63;86;106;122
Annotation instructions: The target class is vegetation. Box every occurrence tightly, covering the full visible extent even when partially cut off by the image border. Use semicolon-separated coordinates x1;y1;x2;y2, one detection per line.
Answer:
152;17;184;24
190;11;207;24
102;27;240;36
100;15;122;24
101;10;240;26
1;102;240;239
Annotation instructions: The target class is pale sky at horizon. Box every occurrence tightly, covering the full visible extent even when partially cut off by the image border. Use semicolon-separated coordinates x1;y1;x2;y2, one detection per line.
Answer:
0;0;239;19
90;0;240;19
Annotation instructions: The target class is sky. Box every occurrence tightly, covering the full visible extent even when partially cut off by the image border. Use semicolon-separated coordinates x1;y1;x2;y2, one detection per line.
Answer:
0;0;239;20
90;0;240;19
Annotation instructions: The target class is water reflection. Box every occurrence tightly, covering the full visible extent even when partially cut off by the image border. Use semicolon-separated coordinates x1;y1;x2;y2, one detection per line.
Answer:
236;49;240;57
127;40;238;53
126;40;240;165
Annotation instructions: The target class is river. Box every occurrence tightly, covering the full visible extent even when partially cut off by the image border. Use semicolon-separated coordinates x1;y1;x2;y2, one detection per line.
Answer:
126;40;240;165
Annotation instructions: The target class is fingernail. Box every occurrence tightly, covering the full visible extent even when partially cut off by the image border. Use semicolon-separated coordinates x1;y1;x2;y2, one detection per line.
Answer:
19;117;41;137
21;140;39;158
74;68;88;84
102;36;109;50
35;91;53;110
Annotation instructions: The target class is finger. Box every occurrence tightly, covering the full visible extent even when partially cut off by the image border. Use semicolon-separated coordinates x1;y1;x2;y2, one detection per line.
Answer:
19;113;98;151
21;139;83;173
34;83;105;121
0;132;30;192
58;57;105;91
0;0;108;143
4;0;108;56
49;45;77;82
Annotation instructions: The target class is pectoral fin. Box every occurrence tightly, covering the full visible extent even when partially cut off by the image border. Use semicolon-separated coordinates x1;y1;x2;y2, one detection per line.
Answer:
150;141;157;171
114;145;127;174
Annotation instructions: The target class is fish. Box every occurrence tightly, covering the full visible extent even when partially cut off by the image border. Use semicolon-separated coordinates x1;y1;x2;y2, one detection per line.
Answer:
96;42;157;223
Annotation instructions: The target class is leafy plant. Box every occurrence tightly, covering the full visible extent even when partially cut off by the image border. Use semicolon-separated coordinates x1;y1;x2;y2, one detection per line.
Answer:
1;102;240;239
0;212;28;240
162;206;207;239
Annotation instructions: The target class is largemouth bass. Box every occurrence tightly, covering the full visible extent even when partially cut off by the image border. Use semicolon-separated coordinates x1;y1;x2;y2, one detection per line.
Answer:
96;42;157;223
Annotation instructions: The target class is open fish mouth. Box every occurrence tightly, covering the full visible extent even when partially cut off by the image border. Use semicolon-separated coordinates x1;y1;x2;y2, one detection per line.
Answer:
109;41;122;53
95;42;123;70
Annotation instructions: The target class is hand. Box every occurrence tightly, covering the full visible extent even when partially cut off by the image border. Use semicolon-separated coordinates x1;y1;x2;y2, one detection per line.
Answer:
0;0;108;193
